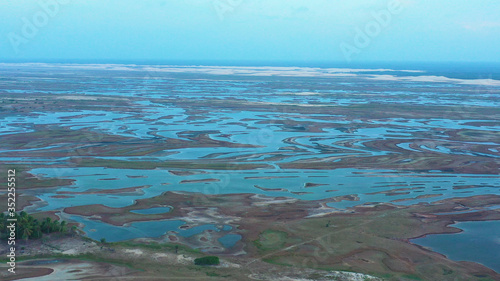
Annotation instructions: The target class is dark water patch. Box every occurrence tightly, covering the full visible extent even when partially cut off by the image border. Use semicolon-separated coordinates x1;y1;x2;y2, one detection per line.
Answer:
218;234;242;248
413;220;500;273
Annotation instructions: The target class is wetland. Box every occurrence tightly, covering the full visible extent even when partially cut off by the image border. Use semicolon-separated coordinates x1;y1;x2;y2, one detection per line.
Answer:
0;63;499;280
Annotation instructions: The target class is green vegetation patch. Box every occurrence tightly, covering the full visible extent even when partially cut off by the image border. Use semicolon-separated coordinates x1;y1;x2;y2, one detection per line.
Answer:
112;241;200;254
194;256;220;266
253;229;289;251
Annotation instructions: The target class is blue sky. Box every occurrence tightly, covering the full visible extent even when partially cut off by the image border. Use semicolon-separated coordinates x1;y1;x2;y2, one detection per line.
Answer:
1;0;500;63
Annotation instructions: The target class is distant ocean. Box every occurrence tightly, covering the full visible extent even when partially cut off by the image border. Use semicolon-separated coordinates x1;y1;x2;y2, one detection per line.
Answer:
2;59;500;80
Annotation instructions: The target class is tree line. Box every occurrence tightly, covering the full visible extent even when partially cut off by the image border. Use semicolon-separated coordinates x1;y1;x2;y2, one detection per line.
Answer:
0;211;73;241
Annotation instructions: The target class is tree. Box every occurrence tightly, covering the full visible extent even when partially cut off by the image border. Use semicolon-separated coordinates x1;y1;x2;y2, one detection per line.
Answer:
41;218;52;233
71;225;78;236
32;226;42;239
22;225;33;242
100;238;107;250
50;220;60;232
60;221;67;233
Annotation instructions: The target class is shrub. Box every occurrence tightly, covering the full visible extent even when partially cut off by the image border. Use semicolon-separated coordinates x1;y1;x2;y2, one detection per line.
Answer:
194;256;220;266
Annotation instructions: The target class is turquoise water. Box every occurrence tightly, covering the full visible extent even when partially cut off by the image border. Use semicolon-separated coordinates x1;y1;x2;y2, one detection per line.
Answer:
218;234;242;248
71;215;234;243
413;220;500;273
71;216;186;242
31;167;500;211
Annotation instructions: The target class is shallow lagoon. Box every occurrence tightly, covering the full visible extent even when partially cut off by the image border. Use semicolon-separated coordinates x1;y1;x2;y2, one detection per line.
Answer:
218;234;242;248
70;215;185;242
70;215;236;244
413;220;500;273
32;167;500;211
